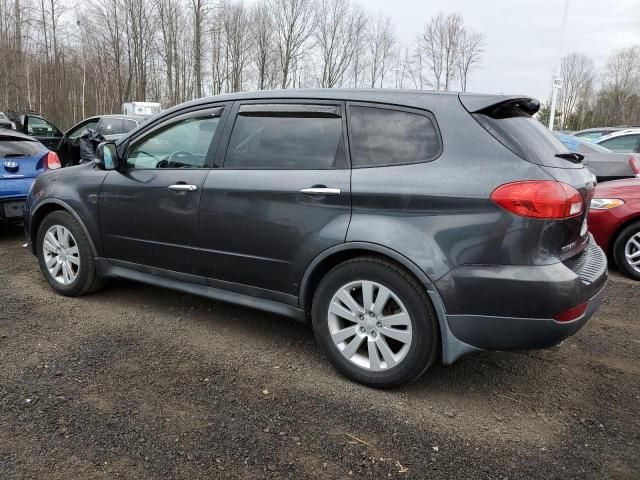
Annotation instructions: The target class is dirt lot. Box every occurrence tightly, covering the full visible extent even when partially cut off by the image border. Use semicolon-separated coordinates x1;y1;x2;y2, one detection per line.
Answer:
0;224;638;480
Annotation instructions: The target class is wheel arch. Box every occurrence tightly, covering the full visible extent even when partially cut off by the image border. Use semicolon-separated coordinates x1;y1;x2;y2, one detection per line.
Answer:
30;200;98;257
299;242;481;365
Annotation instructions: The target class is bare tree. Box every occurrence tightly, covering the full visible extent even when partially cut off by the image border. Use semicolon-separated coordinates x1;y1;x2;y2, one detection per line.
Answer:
558;52;595;130
191;0;206;98
271;0;315;89
251;1;276;90
417;12;464;91
366;12;395;88
314;0;366;88
601;45;640;124
457;29;483;92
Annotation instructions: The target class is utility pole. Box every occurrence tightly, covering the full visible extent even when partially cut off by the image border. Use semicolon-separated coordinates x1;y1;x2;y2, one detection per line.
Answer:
549;0;570;131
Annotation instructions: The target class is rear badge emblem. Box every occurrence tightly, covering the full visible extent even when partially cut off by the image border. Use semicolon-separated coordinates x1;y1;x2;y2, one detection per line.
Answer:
3;160;18;171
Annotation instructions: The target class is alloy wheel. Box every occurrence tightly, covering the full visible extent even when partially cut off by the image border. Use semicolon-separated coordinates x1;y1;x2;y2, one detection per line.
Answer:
42;225;80;285
624;232;640;274
327;280;413;372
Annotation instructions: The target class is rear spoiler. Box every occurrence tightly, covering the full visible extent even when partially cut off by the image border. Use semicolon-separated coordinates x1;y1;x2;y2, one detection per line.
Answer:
459;93;540;116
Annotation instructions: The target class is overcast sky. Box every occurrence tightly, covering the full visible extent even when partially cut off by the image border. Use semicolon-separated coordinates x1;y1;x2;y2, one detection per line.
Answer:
365;0;640;100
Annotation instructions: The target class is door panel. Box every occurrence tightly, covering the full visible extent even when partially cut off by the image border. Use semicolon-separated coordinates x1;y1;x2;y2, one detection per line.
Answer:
199;169;351;295
100;169;208;274
198;100;351;297
98;106;228;276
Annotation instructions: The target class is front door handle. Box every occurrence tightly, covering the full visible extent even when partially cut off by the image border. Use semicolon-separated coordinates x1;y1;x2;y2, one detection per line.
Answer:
168;184;198;192
300;187;341;196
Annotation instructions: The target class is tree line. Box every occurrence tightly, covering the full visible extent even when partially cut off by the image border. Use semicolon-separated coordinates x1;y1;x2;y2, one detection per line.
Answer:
540;45;640;131
0;0;485;129
1;0;637;132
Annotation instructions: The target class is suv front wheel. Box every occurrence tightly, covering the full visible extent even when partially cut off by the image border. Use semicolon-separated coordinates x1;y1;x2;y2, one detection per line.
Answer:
312;257;439;388
36;211;104;296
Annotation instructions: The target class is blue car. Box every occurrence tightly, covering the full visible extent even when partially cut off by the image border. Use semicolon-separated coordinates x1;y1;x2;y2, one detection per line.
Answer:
1;130;60;221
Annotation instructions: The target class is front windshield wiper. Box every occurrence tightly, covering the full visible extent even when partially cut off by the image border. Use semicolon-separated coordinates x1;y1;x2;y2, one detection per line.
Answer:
555;152;584;164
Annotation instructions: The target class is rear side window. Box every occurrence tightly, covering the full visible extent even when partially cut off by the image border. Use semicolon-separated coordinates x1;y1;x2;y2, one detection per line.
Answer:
124;119;138;132
97;118;124;136
0;139;41;157
598;134;640;153
348;106;440;167
224;107;345;169
473;105;570;164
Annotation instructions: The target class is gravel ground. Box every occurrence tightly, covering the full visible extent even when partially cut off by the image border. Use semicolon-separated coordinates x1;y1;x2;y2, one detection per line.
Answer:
1;224;639;479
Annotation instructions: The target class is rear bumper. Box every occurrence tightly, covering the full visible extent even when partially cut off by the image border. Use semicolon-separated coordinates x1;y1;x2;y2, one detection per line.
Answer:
435;238;608;351
0;196;27;220
445;287;605;350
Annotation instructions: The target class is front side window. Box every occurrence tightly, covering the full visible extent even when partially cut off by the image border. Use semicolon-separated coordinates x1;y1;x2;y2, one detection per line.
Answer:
126;115;221;169
598;134;640;153
349;106;440;167
224;107;345;169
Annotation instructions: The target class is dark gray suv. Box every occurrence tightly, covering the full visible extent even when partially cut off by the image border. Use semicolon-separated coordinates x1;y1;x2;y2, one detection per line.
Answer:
24;89;608;387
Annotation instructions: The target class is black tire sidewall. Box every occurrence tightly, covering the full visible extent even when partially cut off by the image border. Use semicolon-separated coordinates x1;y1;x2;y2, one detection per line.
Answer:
36;211;95;296
613;221;640;281
312;259;438;388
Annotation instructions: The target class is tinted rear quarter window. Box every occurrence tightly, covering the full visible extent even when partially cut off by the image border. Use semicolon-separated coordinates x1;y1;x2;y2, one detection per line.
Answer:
0;139;41;157
349;106;440;167
224;110;345;169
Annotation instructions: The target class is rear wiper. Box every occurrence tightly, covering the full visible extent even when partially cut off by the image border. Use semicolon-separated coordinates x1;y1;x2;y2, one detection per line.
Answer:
555;152;584;164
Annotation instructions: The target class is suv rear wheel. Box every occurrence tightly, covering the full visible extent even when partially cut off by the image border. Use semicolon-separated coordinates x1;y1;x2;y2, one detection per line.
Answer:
613;221;640;281
36;211;104;296
312;257;439;388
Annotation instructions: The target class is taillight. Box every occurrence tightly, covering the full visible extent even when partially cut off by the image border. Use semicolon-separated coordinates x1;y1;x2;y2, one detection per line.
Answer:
44;151;61;170
491;181;583;219
554;302;588;322
629;156;640;176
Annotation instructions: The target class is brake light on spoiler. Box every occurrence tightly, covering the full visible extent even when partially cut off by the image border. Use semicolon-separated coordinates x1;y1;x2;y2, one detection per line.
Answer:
491;181;583;219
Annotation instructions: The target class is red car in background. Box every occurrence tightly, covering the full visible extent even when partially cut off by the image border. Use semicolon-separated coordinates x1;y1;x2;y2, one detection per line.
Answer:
589;178;640;280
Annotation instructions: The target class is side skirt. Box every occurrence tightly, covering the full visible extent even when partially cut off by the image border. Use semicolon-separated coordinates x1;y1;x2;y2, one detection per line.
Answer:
95;258;306;322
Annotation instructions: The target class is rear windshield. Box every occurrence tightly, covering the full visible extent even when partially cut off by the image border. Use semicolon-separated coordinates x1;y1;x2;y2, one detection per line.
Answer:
0;139;41;157
473;105;570;165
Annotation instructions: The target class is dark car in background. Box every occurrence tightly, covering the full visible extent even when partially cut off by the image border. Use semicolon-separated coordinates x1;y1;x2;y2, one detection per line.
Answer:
555;132;640;182
56;114;150;166
1;130;60;221
0;112;16;130
7;112;149;166
24;89;607;387
573;127;623;142
8;112;64;150
589;178;640;280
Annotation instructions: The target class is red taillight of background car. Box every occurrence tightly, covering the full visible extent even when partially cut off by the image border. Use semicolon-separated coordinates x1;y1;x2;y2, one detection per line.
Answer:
629;156;640;176
491;181;583;219
44;151;61;170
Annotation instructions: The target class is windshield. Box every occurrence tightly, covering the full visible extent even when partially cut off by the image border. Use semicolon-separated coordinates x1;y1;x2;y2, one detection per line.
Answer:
0;139;41;157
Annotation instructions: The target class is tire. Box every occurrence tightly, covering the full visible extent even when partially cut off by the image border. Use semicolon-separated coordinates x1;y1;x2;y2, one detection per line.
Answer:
312;256;439;388
36;211;104;296
613;220;640;281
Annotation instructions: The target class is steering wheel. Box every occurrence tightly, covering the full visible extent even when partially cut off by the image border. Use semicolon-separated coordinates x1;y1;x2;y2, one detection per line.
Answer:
156;151;194;169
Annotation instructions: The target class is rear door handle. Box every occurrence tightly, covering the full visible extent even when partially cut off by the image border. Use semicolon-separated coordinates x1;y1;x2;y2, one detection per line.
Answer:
300;187;341;196
168;184;198;192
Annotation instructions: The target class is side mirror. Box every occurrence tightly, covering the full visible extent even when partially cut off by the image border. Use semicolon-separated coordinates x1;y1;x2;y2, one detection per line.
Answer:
95;142;119;170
